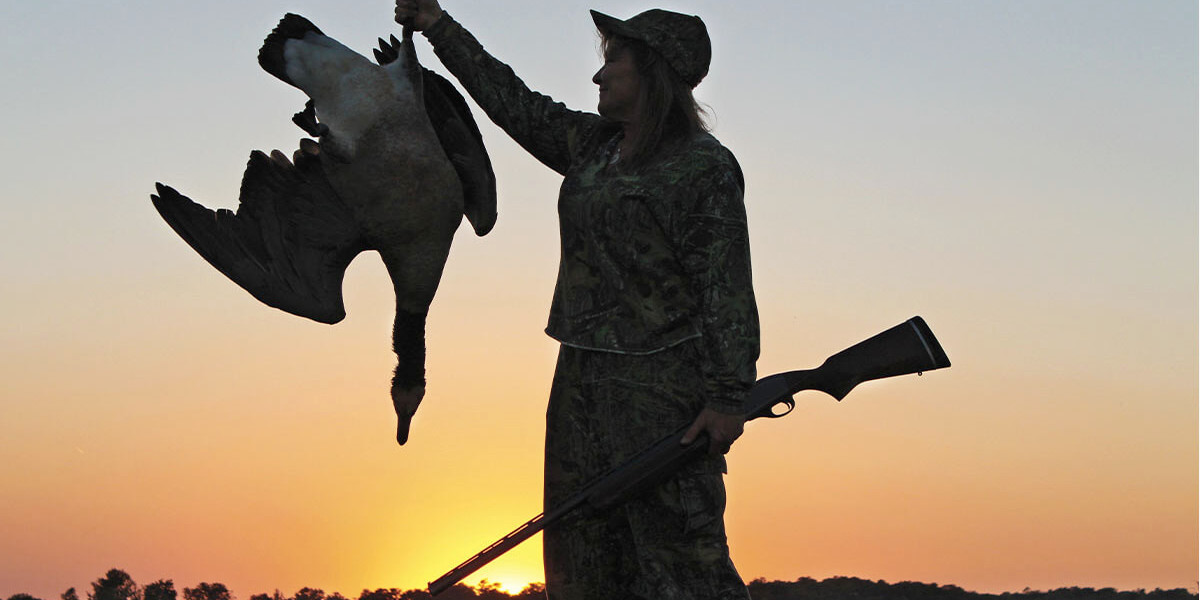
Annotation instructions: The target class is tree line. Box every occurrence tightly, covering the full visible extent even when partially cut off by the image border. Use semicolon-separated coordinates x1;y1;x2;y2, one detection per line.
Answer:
744;576;1198;600
1;569;539;600
5;569;1196;600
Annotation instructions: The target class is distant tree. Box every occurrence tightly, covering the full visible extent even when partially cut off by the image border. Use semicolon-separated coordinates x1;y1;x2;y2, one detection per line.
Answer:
416;585;470;600
746;578;802;600
1148;591;1198;600
289;588;324;600
8;593;45;600
511;583;545;600
89;569;142;600
474;581;507;600
144;580;177;600
182;583;231;600
62;588;80;600
395;589;432;600
357;589;402;600
249;591;285;600
326;593;348;600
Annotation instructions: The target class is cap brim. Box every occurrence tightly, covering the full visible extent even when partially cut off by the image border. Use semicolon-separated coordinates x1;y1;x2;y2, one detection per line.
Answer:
590;9;640;41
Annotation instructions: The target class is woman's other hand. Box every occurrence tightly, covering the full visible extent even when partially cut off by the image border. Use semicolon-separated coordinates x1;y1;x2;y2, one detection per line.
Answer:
681;407;744;457
395;0;444;31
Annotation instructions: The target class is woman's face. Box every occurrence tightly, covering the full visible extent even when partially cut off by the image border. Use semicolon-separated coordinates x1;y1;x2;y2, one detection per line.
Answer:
593;43;643;123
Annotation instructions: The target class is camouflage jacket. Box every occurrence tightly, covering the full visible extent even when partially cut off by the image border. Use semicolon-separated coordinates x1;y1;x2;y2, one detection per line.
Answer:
425;13;759;413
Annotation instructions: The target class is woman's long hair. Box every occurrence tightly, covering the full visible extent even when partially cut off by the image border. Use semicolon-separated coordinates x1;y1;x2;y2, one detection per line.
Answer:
601;34;710;167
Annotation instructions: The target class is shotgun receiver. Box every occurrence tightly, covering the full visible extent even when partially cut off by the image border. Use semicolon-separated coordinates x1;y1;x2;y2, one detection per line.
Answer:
428;316;951;595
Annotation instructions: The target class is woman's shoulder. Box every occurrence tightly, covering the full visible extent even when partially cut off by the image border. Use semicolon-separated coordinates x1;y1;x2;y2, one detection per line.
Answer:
652;131;743;188
657;131;737;168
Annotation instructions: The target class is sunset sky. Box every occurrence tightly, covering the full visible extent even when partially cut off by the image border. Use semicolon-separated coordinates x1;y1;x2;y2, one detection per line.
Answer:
1;0;1196;598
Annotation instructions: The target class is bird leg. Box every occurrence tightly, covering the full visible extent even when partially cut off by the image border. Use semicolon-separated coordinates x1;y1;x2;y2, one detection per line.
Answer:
391;308;427;445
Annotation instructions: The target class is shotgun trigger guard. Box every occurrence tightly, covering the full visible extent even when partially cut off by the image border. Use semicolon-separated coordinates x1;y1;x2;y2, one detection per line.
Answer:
763;396;795;419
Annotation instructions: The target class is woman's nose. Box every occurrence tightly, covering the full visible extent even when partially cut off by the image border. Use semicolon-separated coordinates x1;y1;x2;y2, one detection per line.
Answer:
592;67;603;85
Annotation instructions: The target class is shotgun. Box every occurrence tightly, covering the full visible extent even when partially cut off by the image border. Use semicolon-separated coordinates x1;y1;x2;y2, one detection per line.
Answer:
428;316;951;595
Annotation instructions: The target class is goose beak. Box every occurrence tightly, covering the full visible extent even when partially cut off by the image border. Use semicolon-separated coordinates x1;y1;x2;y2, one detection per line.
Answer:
392;384;424;446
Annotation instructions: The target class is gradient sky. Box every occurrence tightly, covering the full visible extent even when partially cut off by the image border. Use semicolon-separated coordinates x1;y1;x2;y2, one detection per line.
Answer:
1;0;1196;598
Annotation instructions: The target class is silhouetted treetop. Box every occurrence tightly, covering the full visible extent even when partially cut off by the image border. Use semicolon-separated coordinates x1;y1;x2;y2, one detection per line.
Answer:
8;593;45;600
247;590;284;600
89;569;140;600
356;590;401;600
289;588;323;600
182;582;231;600
144;580;177;600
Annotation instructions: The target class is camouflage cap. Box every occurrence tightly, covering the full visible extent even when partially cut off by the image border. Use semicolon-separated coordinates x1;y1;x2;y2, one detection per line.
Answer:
590;8;711;88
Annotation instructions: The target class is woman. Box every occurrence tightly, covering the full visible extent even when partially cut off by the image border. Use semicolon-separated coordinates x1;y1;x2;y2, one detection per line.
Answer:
394;2;759;598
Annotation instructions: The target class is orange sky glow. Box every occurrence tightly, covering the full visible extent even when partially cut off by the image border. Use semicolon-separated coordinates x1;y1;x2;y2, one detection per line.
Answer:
0;1;1195;599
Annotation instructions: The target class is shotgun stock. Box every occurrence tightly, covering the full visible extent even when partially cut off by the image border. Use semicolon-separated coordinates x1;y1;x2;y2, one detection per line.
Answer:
427;316;950;595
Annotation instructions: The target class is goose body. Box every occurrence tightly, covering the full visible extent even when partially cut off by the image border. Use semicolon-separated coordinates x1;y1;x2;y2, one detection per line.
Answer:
152;14;496;445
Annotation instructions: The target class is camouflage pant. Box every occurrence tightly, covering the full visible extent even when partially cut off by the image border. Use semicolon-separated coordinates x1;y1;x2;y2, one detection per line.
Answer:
543;341;749;600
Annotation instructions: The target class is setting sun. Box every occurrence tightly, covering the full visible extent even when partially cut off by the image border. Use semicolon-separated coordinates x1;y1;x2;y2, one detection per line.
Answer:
474;575;538;596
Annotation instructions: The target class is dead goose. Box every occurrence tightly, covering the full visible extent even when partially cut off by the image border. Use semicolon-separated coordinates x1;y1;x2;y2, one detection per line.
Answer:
151;13;496;445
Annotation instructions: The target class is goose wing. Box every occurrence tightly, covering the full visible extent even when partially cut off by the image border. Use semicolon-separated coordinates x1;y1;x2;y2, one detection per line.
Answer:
422;67;498;236
152;143;366;324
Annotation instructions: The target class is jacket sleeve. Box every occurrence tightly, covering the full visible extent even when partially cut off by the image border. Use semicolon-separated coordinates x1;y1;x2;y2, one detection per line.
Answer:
424;12;603;175
675;156;760;414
